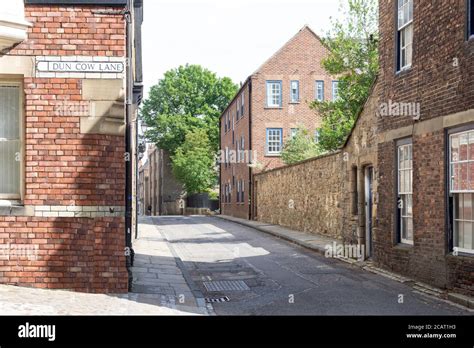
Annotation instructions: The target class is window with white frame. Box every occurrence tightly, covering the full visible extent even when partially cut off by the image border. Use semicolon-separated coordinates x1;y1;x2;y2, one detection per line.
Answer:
225;147;229;168
237;180;241;203
332;81;340;101
266;81;282;107
397;0;413;71
469;0;474;38
450;129;474;253
266;128;283;155
241;93;245;116
290;128;298;139
314;129;321;143
397;140;413;245
240;136;245;162
240;180;245;203
290;80;299;103
315;80;324;101
0;83;21;200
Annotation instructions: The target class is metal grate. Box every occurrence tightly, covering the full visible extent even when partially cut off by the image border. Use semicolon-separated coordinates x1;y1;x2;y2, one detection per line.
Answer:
203;280;250;292
205;296;230;303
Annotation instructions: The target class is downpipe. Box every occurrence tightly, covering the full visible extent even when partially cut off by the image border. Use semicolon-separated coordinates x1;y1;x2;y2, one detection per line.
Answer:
125;0;134;291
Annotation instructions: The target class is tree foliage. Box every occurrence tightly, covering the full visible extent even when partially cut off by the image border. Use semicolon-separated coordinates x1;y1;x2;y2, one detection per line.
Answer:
141;64;238;154
281;127;320;165
141;64;238;194
171;129;217;195
311;0;379;152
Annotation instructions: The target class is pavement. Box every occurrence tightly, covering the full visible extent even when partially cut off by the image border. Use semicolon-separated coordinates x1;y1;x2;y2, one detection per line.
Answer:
130;217;211;315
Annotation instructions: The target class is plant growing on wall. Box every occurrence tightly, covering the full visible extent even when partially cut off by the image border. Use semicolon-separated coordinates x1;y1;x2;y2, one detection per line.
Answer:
311;0;379;152
281;127;320;165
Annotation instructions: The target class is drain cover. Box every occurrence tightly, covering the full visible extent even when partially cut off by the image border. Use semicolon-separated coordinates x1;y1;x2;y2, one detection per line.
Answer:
205;296;230;303
203;280;250;292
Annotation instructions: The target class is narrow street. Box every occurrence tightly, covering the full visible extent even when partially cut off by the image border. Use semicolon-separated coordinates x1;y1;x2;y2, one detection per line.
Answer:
139;215;470;316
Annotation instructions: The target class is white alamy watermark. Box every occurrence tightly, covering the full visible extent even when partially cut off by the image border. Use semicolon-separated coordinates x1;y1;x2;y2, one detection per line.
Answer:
0;244;39;261
325;242;365;261
18;322;55;342
217;149;258;165
377;100;420;120
53;101;92;117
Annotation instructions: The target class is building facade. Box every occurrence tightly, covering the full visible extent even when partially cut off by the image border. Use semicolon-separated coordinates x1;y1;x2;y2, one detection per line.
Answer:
138;144;185;216
374;0;474;296
220;26;336;219
0;0;143;293
253;0;474;296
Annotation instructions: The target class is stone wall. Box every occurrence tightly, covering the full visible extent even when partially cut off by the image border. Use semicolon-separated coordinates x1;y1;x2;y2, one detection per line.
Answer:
253;80;380;245
254;151;344;239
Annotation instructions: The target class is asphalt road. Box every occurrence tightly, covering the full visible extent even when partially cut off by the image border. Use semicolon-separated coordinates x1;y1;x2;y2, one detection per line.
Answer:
152;215;470;315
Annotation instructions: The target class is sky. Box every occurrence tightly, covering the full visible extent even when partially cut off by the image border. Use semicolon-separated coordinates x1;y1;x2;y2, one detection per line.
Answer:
142;0;342;97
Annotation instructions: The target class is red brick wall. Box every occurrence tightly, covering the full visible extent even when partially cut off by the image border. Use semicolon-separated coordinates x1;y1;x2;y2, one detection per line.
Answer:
0;4;128;293
220;27;333;220
23;77;125;207
376;0;474;295
0;217;126;292
14;6;125;57
251;27;331;172
221;83;251;219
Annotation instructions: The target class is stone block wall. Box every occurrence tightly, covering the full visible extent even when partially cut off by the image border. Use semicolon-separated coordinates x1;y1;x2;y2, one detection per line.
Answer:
254;152;344;239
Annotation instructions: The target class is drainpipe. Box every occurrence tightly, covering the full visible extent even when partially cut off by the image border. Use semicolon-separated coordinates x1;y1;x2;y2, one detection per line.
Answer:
125;0;134;289
248;79;253;220
219;117;222;214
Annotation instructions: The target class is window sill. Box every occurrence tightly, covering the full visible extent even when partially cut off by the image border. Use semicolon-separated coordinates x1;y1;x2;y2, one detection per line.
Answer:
0;201;34;217
264;107;283;110
289;101;300;105
395;66;412;76
393;243;413;251
265;153;282;157
446;252;474;261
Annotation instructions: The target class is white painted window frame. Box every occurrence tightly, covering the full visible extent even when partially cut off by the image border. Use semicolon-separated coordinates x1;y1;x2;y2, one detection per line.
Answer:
0;80;24;201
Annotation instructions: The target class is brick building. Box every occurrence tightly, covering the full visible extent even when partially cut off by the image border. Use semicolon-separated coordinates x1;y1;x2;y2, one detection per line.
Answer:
253;0;474;296
220;25;336;219
374;0;474;296
0;0;143;293
138;144;184;216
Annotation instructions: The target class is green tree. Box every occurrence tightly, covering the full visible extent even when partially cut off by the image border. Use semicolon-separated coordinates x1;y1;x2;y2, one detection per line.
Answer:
281;127;320;165
171;129;217;194
311;0;379;152
141;64;238;154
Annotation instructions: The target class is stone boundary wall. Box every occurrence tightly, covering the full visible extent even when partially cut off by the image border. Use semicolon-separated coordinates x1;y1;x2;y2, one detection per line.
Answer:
254;151;344;240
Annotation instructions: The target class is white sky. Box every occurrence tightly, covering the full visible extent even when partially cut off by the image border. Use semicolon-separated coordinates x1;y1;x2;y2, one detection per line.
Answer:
142;0;342;97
